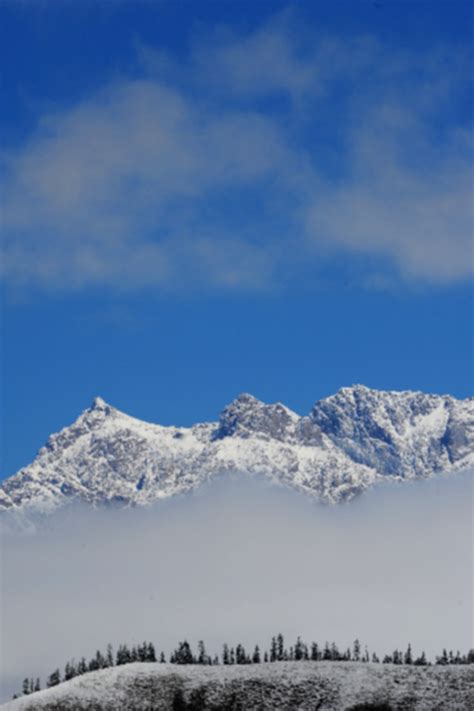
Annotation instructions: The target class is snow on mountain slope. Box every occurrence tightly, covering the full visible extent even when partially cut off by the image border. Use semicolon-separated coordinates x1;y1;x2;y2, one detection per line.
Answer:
310;385;474;477
1;387;473;518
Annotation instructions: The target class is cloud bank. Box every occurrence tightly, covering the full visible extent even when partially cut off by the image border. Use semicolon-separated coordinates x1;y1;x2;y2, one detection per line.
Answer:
1;13;472;292
1;472;472;702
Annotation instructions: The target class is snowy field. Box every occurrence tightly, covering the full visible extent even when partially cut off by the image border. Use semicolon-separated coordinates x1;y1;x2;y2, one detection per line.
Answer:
3;661;473;710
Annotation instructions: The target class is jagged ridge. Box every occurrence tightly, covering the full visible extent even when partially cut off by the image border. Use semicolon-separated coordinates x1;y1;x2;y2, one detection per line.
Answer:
1;386;473;516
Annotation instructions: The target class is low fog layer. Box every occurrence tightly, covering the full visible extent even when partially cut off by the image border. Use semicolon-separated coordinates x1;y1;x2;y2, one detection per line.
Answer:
1;472;472;702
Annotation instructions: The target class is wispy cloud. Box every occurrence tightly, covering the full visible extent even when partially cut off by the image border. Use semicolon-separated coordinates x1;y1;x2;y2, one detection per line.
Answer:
306;106;473;283
2;78;295;291
2;14;472;292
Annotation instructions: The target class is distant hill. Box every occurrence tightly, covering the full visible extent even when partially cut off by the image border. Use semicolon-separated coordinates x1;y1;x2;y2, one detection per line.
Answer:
3;661;474;710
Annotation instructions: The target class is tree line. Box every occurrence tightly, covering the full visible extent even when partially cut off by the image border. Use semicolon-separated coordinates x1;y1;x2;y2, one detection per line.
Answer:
15;634;474;699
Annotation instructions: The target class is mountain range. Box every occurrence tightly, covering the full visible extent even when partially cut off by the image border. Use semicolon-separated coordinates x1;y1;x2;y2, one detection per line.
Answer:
1;385;473;517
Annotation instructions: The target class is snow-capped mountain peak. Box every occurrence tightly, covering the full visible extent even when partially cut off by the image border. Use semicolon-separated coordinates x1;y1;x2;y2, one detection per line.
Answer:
91;396;111;412
215;393;299;441
1;386;472;518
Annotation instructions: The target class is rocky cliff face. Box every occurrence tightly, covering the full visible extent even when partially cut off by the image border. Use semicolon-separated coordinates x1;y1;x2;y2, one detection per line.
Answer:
310;385;473;476
1;386;472;517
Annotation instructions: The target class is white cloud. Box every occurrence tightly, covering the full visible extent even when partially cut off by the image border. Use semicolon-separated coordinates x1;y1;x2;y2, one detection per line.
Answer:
193;18;318;102
1;18;472;292
306;109;473;283
2;79;294;290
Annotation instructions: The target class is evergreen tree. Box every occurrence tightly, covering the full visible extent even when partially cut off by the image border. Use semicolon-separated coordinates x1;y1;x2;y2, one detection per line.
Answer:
372;653;379;663
116;645;124;666
22;678;30;696
146;642;157;662
270;636;277;662
88;650;105;671
34;678;41;692
229;647;235;665
277;633;285;661
64;661;77;680
235;644;246;664
197;640;207;665
353;639;361;662
294;636;305;661
436;649;449;665
392;650;401;665
252;645;261;663
213;654;219;665
174;640;194;664
116;644;131;665
264;651;269;663
404;644;413;665
46;669;61;688
322;642;331;661
160;652;166;663
311;643;319;662
106;644;114;667
222;644;230;665
78;657;87;675
137;643;146;662
382;655;392;664
330;642;340;661
414;651;427;666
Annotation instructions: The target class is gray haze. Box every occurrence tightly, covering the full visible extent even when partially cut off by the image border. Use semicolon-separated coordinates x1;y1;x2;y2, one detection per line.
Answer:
1;472;472;702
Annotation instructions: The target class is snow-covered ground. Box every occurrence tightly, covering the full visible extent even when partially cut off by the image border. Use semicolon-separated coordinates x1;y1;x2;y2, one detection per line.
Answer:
3;662;473;710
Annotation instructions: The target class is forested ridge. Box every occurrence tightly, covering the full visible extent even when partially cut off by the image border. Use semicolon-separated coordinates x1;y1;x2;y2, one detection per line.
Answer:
15;634;474;699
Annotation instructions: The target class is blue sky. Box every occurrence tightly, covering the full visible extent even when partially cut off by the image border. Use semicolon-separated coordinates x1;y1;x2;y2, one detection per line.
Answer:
2;0;473;477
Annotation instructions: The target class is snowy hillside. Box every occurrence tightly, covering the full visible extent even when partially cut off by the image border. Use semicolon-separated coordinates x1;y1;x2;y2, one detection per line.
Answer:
3;661;473;710
1;386;473;518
